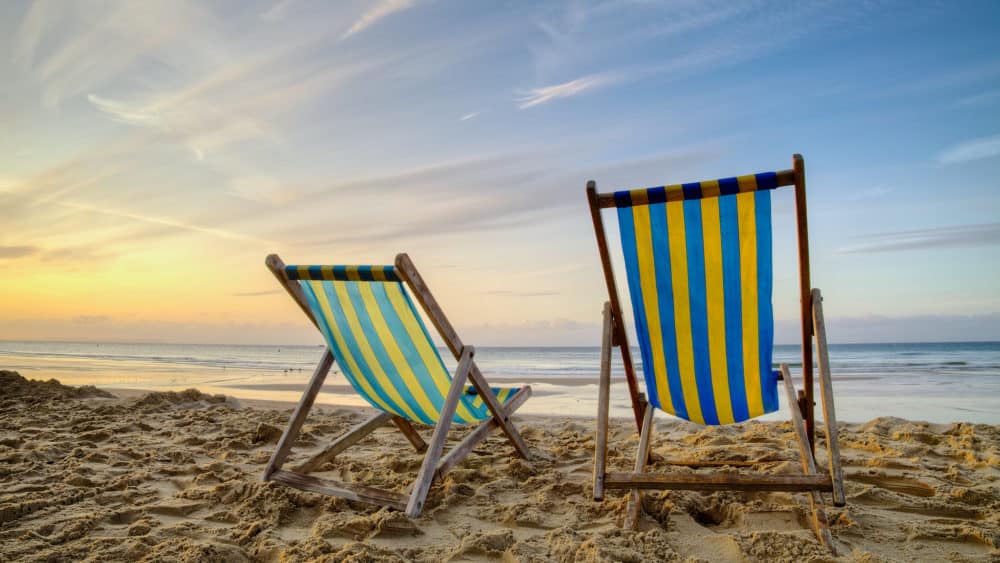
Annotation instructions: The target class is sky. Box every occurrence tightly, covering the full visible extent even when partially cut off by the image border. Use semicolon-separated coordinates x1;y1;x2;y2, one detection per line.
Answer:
1;0;999;346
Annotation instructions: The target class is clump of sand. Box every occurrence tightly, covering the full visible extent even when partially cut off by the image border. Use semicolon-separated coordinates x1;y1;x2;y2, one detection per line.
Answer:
1;371;998;562
0;369;114;402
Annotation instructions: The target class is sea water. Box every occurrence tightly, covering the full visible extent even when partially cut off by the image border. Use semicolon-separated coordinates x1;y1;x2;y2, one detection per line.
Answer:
1;340;998;424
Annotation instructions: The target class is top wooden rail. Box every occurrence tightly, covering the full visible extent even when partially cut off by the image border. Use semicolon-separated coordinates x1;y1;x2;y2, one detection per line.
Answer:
594;168;797;208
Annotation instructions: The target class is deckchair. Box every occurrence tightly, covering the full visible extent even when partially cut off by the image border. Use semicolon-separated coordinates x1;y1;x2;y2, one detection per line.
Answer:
261;253;532;518
587;154;844;551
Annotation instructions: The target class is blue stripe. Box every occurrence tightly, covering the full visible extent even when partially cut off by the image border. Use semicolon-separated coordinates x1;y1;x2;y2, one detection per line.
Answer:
616;204;662;410
754;191;778;413
308;265;322;279
358;266;374;281
344;282;434;423
298;281;386;411
718;195;749;421
681;200;719;425
333;265;347;279
369;283;450;419
648;203;689;419
719;177;740;196
393;285;485;421
319;281;408;417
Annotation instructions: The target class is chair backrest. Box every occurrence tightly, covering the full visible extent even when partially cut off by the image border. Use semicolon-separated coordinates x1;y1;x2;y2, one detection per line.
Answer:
611;173;781;425
287;265;503;424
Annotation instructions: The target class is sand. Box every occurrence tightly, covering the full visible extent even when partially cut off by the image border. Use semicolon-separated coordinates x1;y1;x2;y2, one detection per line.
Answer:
1;370;998;562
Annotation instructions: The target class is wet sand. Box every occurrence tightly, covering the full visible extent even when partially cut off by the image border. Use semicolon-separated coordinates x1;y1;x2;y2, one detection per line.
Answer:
1;370;998;562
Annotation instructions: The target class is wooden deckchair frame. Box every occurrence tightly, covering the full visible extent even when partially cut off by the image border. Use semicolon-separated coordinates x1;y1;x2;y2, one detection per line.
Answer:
587;155;845;552
261;253;532;518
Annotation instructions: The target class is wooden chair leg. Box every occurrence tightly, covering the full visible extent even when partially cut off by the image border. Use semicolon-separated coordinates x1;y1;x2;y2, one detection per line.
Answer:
392;416;428;453
405;346;475;518
263;349;334;480
812;289;845;506
625;402;654;529
781;365;837;555
594;302;613;501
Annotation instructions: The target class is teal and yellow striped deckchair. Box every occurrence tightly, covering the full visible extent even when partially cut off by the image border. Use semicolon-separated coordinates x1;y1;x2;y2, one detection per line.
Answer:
262;253;531;518
587;155;844;552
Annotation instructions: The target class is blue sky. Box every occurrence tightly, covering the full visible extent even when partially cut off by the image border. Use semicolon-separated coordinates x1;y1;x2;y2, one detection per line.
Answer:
1;0;998;345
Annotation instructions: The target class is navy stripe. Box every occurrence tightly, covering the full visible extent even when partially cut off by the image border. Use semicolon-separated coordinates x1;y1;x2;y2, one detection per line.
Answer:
614;190;632;208
755;172;778;191
681;200;719;425
647;186;666;204
285;266;300;280
718;195;749;421
754;191;779;413
358;265;374;281
682;182;702;200
333;265;347;279
649;203;689;419
719;177;740;196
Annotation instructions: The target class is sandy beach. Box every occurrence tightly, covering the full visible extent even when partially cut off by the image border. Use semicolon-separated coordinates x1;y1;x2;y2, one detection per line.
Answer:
1;370;998;562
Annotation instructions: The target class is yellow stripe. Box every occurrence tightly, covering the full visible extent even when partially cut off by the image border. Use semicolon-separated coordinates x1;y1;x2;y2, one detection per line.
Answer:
330;281;422;421
309;281;396;414
737;192;764;417
700;180;720;199
700;198;734;424
356;284;439;421
382;283;477;422
632;205;673;413
372;268;386;282
297;265;310;280
665;184;684;202
345;266;360;281
737;175;758;193
665;201;704;424
321;265;334;280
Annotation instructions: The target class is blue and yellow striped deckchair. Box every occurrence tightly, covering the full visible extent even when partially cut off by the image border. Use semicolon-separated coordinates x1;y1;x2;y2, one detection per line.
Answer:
587;155;844;551
261;253;532;518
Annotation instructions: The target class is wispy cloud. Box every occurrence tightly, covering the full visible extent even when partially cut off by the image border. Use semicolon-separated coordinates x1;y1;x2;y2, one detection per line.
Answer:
0;245;39;259
481;289;559;298
957;88;1000;107
837;223;1000;254
342;0;415;39
936;134;1000;164
517;73;619;108
460;111;480;121
232;289;283;297
58;201;273;244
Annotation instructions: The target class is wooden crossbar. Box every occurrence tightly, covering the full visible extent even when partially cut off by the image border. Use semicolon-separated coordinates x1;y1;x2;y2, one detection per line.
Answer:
605;473;833;492
269;469;408;512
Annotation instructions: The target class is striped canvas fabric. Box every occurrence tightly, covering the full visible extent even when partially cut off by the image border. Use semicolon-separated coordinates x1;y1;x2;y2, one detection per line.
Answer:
287;265;519;425
613;173;780;425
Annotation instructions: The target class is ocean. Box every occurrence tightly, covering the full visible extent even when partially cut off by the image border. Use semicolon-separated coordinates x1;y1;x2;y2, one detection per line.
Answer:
1;340;998;424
